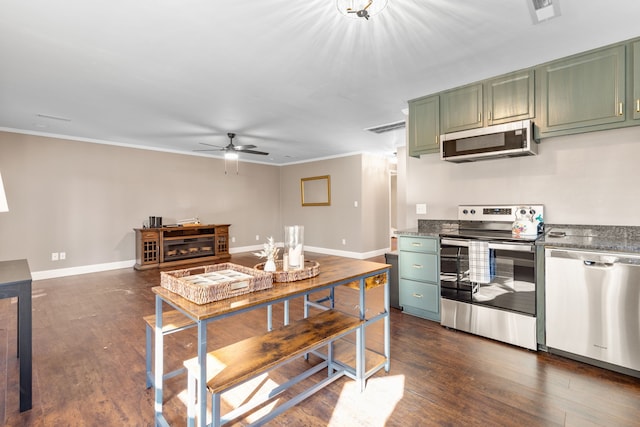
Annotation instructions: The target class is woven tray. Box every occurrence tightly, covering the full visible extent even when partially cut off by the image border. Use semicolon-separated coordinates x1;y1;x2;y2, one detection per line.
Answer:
161;263;273;304
254;260;320;283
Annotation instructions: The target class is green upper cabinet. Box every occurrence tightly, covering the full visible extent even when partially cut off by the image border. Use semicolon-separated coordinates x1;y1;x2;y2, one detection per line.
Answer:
408;95;440;157
485;70;535;126
538;45;626;135
633;41;640;120
441;83;483;133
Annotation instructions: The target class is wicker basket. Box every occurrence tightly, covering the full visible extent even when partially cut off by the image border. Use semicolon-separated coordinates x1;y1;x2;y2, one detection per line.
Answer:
254;260;320;283
161;263;273;304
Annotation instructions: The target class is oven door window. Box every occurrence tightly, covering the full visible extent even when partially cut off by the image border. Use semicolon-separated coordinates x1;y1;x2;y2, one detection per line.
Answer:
440;246;473;301
440;245;536;316
473;250;535;315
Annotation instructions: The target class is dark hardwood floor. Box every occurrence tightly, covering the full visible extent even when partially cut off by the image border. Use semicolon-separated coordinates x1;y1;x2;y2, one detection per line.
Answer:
1;252;639;426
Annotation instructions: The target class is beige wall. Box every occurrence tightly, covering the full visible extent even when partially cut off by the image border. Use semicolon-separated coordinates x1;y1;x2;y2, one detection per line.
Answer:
0;131;393;275
399;126;640;228
279;154;390;255
360;153;391;251
0;131;282;272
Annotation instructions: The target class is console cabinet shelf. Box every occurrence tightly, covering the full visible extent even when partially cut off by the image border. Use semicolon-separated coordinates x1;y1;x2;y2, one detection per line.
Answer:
134;224;230;270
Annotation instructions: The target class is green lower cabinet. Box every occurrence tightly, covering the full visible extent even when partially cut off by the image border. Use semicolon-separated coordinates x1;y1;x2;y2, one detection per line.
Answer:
398;236;440;322
399;279;440;320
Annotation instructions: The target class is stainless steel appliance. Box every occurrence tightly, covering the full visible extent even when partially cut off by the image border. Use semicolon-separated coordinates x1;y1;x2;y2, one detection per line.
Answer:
440;119;537;163
439;205;544;350
545;248;640;377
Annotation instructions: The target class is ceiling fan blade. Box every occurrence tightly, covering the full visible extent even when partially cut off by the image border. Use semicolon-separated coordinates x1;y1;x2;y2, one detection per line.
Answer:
198;142;224;148
240;149;269;156
193;148;223;152
234;144;257;150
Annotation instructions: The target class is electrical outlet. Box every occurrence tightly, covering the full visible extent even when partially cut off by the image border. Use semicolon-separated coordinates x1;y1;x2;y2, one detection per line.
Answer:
416;203;427;214
51;252;59;261
231;237;236;243
59;252;66;260
354;201;358;208
255;235;260;241
342;238;346;245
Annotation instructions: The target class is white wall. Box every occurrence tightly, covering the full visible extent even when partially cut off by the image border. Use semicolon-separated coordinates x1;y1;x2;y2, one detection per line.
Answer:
401;126;640;227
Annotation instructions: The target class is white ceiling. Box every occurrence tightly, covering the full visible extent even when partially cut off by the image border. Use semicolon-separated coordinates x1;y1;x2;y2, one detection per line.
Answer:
1;0;640;165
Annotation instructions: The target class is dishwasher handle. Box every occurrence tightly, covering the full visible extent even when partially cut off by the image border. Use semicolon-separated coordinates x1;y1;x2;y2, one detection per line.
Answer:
583;260;614;269
548;248;640;267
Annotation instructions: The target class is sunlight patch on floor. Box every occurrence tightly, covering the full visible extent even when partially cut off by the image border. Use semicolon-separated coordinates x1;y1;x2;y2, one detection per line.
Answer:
223;373;280;423
177;372;281;425
329;375;405;426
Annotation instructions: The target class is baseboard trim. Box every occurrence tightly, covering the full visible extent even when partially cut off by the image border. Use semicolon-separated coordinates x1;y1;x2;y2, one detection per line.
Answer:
32;259;136;281
303;246;389;260
31;246;391;280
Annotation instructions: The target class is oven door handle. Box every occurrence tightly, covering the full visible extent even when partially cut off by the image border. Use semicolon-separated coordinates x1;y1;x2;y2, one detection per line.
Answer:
440;238;534;253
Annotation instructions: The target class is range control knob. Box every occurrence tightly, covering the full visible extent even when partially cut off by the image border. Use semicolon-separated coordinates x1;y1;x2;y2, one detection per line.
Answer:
470;209;476;214
529;209;536;215
520;208;527;215
462;209;469;215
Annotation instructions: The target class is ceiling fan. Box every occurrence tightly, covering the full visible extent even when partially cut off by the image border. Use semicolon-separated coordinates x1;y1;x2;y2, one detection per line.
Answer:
195;133;269;156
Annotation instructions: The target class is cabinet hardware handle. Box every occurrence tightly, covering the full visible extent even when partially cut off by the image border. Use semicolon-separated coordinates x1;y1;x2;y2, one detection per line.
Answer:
412;264;423;269
411;242;422;247
478;112;482;122
488;111;492;121
618;102;624;116
636;99;640;112
436;137;439;146
412;293;423;299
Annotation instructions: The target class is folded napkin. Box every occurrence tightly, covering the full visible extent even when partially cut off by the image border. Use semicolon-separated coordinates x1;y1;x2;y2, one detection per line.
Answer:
469;240;491;284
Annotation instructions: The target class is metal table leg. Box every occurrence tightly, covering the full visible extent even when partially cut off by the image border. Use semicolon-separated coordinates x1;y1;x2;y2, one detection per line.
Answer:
154;295;164;425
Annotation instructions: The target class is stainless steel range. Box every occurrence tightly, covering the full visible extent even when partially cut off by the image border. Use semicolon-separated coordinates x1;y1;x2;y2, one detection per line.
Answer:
439;205;544;350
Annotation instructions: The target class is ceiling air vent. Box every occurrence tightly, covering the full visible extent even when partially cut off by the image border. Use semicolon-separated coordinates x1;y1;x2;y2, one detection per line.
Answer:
365;120;405;134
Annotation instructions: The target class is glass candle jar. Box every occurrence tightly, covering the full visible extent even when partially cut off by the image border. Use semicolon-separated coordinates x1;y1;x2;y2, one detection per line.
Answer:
284;225;304;270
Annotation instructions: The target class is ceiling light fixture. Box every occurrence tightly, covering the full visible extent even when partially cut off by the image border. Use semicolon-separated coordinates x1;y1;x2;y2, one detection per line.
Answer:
527;0;561;24
224;152;239;175
336;0;388;20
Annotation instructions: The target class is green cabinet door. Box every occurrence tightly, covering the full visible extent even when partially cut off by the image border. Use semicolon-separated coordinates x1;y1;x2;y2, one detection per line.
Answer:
634;41;640;120
408;95;440;157
486;69;535;125
539;45;626;134
398;236;440;322
441;83;483;133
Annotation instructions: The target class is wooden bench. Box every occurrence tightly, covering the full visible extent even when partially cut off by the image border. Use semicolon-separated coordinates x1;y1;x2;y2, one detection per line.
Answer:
144;310;196;388
183;309;363;427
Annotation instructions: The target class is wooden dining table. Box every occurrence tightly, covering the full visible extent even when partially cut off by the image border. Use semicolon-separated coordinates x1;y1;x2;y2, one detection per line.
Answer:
152;256;390;427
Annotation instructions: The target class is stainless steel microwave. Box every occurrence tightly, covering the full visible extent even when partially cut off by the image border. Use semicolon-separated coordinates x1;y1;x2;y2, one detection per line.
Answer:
440;119;538;163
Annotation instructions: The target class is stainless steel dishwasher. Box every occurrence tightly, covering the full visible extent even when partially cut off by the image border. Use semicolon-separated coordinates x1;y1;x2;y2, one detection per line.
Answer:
545;248;640;376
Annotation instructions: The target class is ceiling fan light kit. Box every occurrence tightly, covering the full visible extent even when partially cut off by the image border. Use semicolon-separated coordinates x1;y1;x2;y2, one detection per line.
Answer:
194;132;269;175
336;0;388;20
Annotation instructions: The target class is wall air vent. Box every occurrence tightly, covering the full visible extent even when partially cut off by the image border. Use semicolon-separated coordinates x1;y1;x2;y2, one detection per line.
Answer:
365;120;406;134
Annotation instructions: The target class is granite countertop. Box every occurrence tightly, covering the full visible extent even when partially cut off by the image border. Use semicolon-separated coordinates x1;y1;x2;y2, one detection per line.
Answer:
538;225;640;253
396;220;459;238
396;221;640;254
